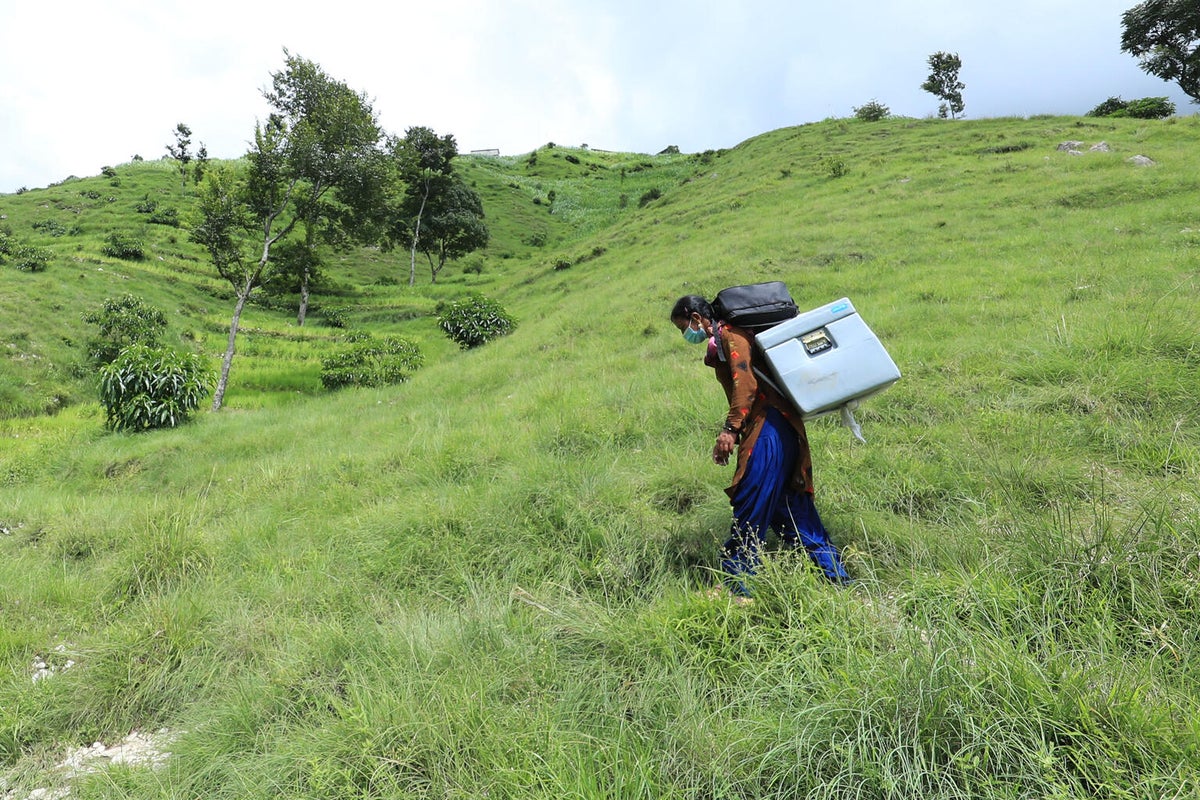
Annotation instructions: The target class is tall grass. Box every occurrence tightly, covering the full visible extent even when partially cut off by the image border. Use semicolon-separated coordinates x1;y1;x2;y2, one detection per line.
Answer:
2;116;1199;797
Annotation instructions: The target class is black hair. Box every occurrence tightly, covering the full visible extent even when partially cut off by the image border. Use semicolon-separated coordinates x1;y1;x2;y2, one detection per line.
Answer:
670;294;713;322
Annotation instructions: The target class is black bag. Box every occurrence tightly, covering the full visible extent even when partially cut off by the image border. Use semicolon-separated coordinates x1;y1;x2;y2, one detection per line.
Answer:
712;281;798;329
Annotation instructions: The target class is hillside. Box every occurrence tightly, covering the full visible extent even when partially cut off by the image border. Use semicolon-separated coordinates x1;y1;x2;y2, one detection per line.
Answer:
2;115;1199;798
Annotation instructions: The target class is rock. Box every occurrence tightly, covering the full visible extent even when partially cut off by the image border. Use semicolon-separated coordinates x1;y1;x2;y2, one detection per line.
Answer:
1127;155;1156;166
1057;141;1085;151
1090;142;1110;152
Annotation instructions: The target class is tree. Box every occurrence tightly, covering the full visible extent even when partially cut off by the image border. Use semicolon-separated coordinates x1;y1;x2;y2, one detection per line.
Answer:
165;123;193;188
387;126;458;286
193;143;209;184
262;51;388;325
190;51;384;410
416;177;489;283
1121;0;1200;102
921;52;966;119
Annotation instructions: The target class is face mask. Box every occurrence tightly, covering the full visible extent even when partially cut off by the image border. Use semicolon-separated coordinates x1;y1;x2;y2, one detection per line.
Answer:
682;321;708;344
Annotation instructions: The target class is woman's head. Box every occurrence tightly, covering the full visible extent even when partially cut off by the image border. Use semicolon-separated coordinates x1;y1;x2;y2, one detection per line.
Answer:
670;294;715;342
670;295;713;324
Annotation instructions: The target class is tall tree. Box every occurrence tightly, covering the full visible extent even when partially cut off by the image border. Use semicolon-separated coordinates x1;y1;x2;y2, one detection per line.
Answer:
388;126;457;286
921;52;966;119
190;52;383;410
1121;0;1200;102
165;123;192;188
264;51;387;325
416;177;489;283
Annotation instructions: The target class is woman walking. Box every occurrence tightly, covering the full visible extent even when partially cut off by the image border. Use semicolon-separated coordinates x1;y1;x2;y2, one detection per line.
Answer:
671;294;850;596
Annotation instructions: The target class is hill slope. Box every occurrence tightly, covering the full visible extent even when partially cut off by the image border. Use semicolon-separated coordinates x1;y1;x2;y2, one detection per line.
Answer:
2;116;1199;798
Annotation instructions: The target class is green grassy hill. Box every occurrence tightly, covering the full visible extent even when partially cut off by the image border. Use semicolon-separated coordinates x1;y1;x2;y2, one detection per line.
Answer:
2;116;1199;798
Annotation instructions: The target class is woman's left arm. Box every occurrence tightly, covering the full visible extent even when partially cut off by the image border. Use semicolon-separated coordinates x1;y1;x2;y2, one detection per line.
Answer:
721;326;758;436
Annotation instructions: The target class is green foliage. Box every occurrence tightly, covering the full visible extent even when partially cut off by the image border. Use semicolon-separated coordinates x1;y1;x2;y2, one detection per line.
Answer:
101;231;145;260
165;123;192;188
320;306;349;328
853;98;891;121
1121;0;1200;102
148;206;180;227
437;294;516;349
823;156;849;178
319;335;423;389
638;187;662;207
1;236;52;272
82;294;169;366
1087;95;1177;119
31;219;71;237
97;344;213;430
922;51;966;119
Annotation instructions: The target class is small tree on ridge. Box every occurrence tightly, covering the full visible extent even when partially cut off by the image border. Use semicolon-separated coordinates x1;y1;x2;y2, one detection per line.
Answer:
921;52;966;119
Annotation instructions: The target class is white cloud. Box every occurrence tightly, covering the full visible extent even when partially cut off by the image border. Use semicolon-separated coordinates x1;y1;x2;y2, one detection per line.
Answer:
0;0;1193;193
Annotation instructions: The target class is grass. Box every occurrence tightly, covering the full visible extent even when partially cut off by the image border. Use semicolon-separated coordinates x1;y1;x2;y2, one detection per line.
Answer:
2;114;1200;798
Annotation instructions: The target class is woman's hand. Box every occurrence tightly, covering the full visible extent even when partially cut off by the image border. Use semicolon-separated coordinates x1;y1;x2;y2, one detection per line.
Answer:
713;431;736;465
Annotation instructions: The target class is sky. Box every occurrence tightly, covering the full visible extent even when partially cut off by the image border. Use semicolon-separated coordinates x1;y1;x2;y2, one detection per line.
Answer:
1;0;1193;194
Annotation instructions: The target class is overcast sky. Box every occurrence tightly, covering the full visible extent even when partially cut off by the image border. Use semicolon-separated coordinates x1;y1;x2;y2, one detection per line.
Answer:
1;0;1192;194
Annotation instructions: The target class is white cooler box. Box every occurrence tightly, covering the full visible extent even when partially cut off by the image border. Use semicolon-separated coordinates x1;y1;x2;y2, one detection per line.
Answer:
754;298;900;420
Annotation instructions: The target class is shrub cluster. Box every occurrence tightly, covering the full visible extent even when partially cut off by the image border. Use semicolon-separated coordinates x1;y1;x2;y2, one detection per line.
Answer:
148;207;180;227
82;294;168;365
437;294;516;349
1086;96;1176;119
638;188;663;207
0;230;51;272
320;335;424;389
98;344;213;431
102;231;145;260
853;99;891;122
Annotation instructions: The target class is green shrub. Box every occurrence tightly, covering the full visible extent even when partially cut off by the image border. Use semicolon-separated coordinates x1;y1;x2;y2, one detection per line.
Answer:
1;231;51;271
321;306;350;329
320;335;424;389
135;196;158;214
853;99;891;122
823;157;848;178
102;231;145;260
82;294;168;365
1120;97;1176;119
1087;96;1176;119
437;294;516;349
148;207;179;227
31;219;69;237
9;243;51;272
98;345;213;431
638;188;663;207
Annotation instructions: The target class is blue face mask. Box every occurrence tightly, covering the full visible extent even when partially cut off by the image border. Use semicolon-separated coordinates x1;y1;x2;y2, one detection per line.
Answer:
682;322;708;344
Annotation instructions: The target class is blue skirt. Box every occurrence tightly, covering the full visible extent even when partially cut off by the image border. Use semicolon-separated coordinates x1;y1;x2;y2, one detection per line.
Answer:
722;407;849;592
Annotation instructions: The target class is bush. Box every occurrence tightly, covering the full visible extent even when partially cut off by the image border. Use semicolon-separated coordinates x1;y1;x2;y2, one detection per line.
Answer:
320;336;424;390
31;219;69;237
1087;96;1175;119
853;99;891;122
102;231;145;260
321;306;350;329
13;244;51;272
98;345;213;431
823;157;848;178
1;231;51;271
638;188;663;207
1121;97;1176;119
82;294;168;365
148;207;179;227
437;294;516;349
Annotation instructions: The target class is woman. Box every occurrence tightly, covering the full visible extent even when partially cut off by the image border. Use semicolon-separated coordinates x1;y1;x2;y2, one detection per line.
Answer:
671;294;850;595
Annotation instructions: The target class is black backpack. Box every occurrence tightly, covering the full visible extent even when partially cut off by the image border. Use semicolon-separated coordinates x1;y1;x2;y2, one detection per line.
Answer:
712;281;798;329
